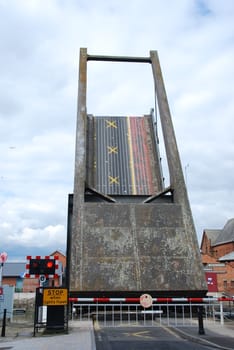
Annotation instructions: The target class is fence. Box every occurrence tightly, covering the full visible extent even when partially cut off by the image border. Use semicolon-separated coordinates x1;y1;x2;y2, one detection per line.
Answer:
70;297;234;328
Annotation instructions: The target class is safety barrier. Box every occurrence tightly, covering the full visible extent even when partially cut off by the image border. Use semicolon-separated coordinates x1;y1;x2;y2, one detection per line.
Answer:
69;297;234;303
70;297;234;328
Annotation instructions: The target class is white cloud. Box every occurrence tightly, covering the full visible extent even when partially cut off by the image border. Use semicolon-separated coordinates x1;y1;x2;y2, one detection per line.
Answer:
7;224;65;248
0;0;233;260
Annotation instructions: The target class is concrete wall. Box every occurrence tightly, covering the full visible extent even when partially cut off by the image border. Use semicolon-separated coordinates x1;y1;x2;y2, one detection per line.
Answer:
70;202;207;293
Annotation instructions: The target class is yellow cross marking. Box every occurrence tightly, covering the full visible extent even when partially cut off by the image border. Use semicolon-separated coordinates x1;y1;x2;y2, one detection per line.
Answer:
107;146;118;154
123;330;154;339
109;176;119;185
106;120;117;128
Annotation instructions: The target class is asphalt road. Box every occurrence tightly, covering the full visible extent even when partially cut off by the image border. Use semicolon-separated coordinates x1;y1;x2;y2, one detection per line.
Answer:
94;325;217;350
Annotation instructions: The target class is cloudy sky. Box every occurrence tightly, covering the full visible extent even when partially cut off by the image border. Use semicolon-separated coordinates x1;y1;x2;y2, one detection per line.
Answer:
0;0;233;261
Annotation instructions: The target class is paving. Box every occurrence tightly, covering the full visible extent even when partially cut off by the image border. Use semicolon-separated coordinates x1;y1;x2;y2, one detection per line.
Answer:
0;319;234;350
0;321;96;350
174;319;234;350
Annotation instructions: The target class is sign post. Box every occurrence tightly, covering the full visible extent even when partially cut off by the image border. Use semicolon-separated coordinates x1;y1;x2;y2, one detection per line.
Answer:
39;275;46;287
42;288;68;332
0;287;3;302
0;252;8;287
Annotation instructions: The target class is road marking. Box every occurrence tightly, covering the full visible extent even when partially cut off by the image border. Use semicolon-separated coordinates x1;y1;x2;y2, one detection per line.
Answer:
106;120;117;128
107;146;118;154
123;330;154;339
109;176;119;184
127;116;136;194
156;322;181;339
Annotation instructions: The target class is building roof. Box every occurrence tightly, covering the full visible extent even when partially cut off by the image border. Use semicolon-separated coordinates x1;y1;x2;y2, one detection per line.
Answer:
202;218;234;248
219;251;234;262
203;229;221;245
49;250;66;258
214;218;234;246
3;262;26;277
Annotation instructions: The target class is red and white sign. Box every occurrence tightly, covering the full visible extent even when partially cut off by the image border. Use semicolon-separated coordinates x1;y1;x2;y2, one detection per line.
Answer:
25;255;59;279
0;252;8;263
140;294;153;308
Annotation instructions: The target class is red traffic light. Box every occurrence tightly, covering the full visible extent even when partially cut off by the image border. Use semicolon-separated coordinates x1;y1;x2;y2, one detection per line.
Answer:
46;261;54;269
29;258;56;275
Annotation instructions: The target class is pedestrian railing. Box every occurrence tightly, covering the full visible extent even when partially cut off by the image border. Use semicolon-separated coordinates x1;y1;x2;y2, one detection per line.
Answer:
70;299;233;328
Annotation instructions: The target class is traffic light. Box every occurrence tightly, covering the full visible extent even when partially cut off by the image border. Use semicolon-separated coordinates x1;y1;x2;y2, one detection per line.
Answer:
29;259;56;275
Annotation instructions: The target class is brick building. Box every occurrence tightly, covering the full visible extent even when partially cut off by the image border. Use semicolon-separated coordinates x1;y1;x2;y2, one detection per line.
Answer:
2;250;66;292
200;218;234;296
1;262;25;292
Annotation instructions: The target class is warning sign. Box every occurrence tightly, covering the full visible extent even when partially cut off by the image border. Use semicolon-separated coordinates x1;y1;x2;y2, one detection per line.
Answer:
140;294;153;308
43;288;68;306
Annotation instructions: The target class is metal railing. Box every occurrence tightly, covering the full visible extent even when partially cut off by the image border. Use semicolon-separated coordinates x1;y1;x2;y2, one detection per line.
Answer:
71;301;229;328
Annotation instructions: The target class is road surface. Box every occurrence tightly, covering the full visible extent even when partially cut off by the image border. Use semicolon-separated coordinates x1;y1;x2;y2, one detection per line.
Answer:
94;325;217;350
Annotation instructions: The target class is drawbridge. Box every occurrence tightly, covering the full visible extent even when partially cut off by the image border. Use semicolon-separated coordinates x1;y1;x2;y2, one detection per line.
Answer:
87;114;163;196
67;49;207;297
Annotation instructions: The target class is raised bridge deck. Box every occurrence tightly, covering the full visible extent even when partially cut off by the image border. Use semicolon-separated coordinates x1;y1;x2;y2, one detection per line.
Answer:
87;115;163;196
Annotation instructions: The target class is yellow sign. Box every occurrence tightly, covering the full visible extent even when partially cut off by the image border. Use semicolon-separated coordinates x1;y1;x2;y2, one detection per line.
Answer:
43;288;68;306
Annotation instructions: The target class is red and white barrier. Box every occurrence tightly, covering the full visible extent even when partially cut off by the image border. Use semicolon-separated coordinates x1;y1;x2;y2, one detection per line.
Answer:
69;296;234;303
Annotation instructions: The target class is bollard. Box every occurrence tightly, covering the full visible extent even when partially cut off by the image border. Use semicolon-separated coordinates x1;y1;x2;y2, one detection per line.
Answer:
197;306;205;335
1;308;6;337
219;301;224;326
